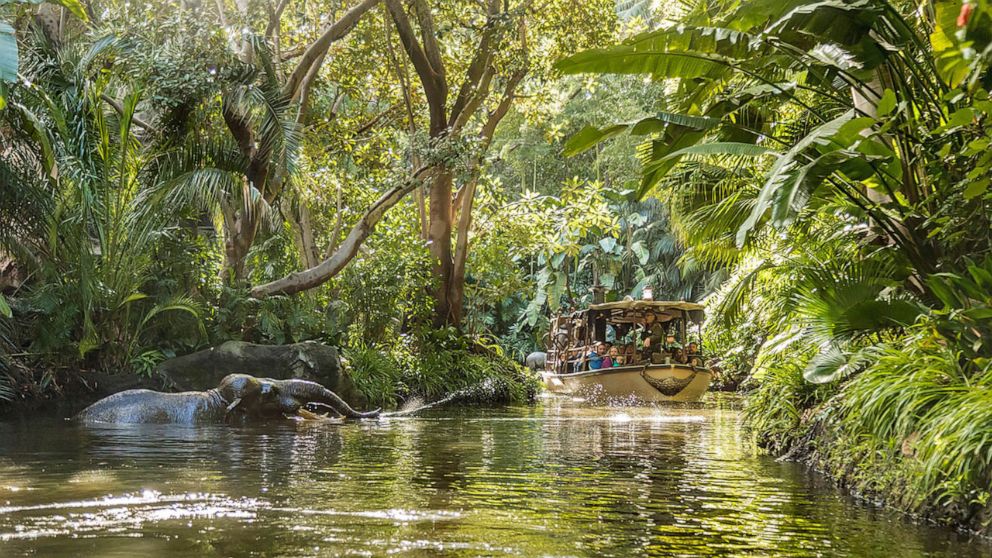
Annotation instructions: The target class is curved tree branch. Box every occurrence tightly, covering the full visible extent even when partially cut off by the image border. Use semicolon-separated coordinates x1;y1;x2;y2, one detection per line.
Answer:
250;166;434;297
283;0;380;100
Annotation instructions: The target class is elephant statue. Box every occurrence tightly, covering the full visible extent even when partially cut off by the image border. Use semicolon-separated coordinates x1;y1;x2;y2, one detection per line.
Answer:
76;374;380;424
525;351;547;371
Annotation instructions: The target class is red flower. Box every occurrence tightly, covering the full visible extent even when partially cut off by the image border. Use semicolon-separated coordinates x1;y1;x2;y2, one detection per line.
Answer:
958;2;973;27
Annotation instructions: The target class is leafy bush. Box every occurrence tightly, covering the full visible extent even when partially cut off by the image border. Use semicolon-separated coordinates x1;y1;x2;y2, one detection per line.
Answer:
343;330;539;409
342;342;404;409
209;286;332;346
830;330;992;517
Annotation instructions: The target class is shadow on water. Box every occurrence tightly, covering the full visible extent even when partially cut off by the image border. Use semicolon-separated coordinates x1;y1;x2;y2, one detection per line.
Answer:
0;393;989;557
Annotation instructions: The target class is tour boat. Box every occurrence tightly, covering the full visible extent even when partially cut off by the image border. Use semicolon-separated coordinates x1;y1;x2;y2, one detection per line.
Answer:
541;300;712;403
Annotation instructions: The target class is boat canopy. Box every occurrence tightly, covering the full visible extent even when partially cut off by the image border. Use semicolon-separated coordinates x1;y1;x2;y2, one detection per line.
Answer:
585;300;705;324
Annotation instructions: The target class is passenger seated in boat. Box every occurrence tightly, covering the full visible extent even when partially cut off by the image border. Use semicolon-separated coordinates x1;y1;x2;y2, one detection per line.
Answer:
687;342;702;367
606;346;622;367
673;348;688;365
568;346;585;372
586;342;606;370
622;343;635;365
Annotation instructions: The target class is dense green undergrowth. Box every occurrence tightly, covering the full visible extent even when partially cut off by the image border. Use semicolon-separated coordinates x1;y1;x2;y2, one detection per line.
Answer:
344;334;539;410
740;322;992;533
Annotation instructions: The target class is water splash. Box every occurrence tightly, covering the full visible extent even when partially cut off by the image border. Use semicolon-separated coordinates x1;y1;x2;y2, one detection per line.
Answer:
383;379;503;418
610;412;633;423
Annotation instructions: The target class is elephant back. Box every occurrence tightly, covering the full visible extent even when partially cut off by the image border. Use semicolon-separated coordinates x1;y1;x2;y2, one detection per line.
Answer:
76;389;221;424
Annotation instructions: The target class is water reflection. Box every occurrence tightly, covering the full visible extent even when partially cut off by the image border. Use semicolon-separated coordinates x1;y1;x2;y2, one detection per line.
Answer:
0;395;987;557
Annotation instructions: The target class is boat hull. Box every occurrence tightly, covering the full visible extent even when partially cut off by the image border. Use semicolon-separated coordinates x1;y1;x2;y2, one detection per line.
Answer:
542;364;711;403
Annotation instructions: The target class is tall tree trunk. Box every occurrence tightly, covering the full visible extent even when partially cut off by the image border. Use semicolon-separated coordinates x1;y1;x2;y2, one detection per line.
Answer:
428;171;455;326
449;177;478;327
222;209;259;283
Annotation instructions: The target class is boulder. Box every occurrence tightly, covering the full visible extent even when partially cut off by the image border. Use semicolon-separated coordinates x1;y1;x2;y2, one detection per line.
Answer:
156;341;366;407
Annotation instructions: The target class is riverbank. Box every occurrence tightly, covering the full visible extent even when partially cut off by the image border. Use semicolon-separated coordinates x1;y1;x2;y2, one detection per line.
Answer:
0;338;539;419
742;330;992;538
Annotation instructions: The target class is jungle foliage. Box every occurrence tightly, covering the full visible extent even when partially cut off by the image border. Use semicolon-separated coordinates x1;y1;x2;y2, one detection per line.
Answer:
562;0;992;531
0;1;705;407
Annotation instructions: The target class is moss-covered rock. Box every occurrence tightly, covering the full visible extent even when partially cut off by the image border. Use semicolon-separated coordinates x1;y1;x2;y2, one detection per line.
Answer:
156;341;366;407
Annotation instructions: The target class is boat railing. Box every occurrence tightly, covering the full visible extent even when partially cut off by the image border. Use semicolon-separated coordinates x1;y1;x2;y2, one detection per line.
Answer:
552;344;706;373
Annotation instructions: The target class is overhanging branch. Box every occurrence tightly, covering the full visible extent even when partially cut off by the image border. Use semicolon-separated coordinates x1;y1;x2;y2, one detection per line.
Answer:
282;0;380;100
250;166;433;297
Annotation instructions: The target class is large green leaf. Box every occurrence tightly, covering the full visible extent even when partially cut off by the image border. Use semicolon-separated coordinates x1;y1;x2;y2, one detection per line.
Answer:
661;142;777;161
736;111;853;246
631;240;649;265
563;124;629;157
803;343;848;383
599;237;618;254
630;111;721;134
0;22;16;83
0;293;10;319
623;24;759;57
564;112;722;157
802;343;873;384
726;0;811;32
768;0;886;69
793;260;922;341
556;48;729;80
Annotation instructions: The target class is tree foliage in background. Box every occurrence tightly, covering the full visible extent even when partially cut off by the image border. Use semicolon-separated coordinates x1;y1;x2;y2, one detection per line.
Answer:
0;0;656;404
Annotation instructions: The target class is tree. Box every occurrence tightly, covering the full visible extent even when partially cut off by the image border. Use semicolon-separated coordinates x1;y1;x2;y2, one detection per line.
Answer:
205;0;381;282
252;0;617;329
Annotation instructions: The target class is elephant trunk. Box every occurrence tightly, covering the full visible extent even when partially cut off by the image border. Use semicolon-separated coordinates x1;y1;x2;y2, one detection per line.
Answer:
280;379;380;419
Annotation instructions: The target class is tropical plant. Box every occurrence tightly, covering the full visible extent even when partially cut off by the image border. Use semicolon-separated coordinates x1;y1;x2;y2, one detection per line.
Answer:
1;1;87;108
1;36;202;369
559;0;992;381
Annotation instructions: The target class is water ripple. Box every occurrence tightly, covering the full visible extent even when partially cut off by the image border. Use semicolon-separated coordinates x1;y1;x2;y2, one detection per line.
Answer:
0;394;986;557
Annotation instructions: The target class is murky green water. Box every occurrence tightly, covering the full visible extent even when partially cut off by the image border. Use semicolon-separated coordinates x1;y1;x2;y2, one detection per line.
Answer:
0;394;987;557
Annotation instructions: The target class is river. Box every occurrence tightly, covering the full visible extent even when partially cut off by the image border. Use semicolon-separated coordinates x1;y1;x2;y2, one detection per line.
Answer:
0;394;986;557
